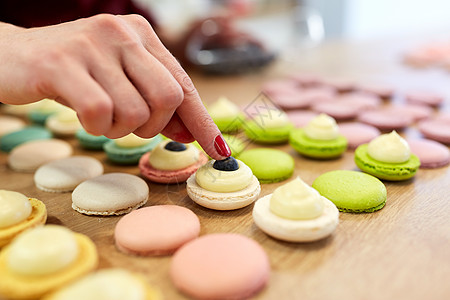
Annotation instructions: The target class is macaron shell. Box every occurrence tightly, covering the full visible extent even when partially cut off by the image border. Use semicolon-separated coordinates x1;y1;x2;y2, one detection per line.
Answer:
407;138;450;168
75;129;110;150
8;139;73;172
244;121;294;144
139;152;208;184
0;126;53;153
253;194;339;242
405;90;444;106
289;129;348;159
0;198;47;248
186;174;261;210
287;110;318;127
72;173;149;215
114;205;200;256
0;116;26;137
418;119;450;144
312;170;387;213
338;122;381;149
34;156;104;192
103;135;163;165
0;233;98;300
358;110;413;131
170;233;270;300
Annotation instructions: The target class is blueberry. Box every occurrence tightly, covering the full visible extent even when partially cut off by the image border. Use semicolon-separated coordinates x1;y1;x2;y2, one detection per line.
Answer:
164;141;187;152
213;157;239;171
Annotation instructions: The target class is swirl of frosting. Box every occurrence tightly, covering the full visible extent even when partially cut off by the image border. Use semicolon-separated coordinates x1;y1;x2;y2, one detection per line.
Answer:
303;113;339;140
367;131;411;163
49;269;146;300
149;141;199;171
0;190;32;229
208;96;240;119
195;159;253;192
253;109;290;129
7;225;79;276
270;177;324;220
114;134;151;148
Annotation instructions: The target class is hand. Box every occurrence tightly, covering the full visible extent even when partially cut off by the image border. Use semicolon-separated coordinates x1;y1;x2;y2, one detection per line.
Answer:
0;14;231;159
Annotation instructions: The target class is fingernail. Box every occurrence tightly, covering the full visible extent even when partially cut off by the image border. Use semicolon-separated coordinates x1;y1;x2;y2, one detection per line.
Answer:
214;134;231;157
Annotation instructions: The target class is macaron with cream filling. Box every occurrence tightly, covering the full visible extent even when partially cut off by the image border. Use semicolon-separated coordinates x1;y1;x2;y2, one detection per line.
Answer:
244;109;294;144
0;190;47;247
208;96;245;133
253;177;339;242
139;140;208;184
354;131;420;180
0;225;98;300
186;157;261;210
289;113;348;159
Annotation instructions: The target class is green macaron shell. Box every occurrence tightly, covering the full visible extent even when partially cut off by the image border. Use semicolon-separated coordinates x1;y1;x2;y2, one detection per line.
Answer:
103;134;163;165
244;120;294;144
312;170;387;213
213;114;245;133
289;129;348;159
75;129;111;150
0;126;53;153
354;144;420;181
238;148;294;183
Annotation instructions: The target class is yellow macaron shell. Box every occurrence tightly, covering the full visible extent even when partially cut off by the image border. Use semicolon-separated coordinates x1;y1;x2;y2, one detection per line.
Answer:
0;190;32;229
367;131;411;163
270;177;324;220
114;134;151;148
148;141;199;171
195;160;253;192
43;269;162;300
304;113;339;140
0;225;98;300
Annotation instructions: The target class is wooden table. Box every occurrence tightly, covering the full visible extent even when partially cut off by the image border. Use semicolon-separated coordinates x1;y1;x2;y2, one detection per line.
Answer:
1;37;450;300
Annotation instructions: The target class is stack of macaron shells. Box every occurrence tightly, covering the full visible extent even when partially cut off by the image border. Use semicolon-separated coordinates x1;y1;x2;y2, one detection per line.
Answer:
0;225;98;300
139;140;208;184
187;156;261;210
253;177;339;242
0;190;47;247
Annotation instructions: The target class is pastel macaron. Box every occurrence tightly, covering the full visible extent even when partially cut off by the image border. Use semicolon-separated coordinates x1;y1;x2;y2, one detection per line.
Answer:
34;156;104;192
0;115;26;137
75;129;110;150
208;96;245;133
139;140;208;184
187;157;261;210
0;126;52;153
354;131;420;181
238;148;294;183
72;173;149;216
338;122;381;149
253;177;339;242
289;114;347;159
407;138;450;168
244;109;294;144
418;118;450;144
104;133;163;165
404;90;444;107
358;109;413;131
170;233;270;300
45;107;82;136
312;170;387;213
115;205;200;256
8;139;73;172
0;225;98;300
0;190;47;248
42;268;162;300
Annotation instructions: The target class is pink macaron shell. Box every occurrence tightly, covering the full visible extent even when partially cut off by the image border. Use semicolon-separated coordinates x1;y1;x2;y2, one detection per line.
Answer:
261;79;301;95
114;205;201;256
139;152;208;184
287;110;318;127
418;119;450;144
312;101;359;120
435;112;450;123
289;73;323;87
337;92;382;110
298;87;336;104
338;122;381;149
267;90;311;110
405;90;445;107
170;233;270;300
407;138;450;168
384;104;434;122
356;83;395;99
358;110;413;131
320;78;355;93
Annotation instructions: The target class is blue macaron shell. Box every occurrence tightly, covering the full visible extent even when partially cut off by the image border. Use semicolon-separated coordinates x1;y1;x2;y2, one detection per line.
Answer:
0;126;53;152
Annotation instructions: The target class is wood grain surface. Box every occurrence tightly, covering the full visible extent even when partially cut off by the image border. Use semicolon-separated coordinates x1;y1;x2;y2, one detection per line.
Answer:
1;37;449;300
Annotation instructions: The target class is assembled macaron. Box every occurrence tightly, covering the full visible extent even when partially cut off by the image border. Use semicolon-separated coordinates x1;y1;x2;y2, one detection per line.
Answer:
139;140;208;184
208;96;245;133
0;190;47;248
253;177;339;242
0;225;98;300
244;109;294;144
354;131;420;181
186;156;260;210
289;113;347;159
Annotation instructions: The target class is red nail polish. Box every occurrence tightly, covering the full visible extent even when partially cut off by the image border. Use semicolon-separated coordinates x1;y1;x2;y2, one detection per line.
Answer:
214;134;231;157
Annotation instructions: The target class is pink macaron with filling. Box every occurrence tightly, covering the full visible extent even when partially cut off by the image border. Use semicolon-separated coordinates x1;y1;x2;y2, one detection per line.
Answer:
114;205;201;256
170;233;270;300
407;138;450;168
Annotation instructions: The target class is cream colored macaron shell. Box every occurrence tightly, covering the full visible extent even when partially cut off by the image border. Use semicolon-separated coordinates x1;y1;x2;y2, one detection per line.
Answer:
72;173;149;215
34;156;104;192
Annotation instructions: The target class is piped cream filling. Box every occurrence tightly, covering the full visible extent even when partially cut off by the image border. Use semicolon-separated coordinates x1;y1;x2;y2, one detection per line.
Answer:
208;96;240;119
149;141;199;170
303;113;339;140
0;190;32;229
114;134;151;148
367;131;411;163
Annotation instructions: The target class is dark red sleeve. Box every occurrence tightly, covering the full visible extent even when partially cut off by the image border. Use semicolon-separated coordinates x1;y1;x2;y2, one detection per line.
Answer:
0;0;157;28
